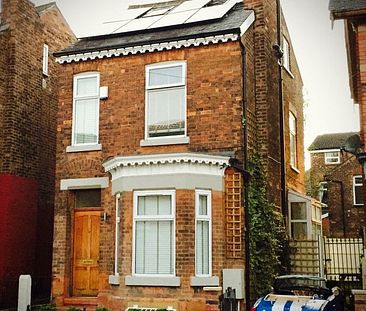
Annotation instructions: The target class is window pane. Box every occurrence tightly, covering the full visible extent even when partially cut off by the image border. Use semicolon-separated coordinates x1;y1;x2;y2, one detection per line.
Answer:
75;189;101;208
291;222;307;239
199;195;208;216
77;76;98;96
147;87;185;137
290;133;296;166
196;220;209;275
137;195;172;215
355;184;364;205
74;98;98;144
291;202;307;220
149;65;183;86
135;220;173;274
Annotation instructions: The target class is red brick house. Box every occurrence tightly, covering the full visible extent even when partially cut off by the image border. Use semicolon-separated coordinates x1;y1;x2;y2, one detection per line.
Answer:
52;0;307;309
308;132;364;237
0;0;75;307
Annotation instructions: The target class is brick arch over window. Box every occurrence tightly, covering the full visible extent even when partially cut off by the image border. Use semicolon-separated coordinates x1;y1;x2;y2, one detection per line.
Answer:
64;157;104;178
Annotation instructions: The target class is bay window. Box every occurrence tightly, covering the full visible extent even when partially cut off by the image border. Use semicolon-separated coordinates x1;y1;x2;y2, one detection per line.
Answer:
133;190;175;276
195;190;212;276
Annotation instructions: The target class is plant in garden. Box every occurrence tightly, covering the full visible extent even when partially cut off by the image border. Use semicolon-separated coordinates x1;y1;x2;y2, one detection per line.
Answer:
247;153;290;300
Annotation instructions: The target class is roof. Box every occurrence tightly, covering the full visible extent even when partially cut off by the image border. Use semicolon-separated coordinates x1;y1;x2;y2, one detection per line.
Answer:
36;2;56;13
55;2;252;57
308;132;359;151
329;0;366;17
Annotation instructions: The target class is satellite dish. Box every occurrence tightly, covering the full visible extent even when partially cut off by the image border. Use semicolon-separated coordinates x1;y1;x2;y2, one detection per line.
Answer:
343;134;362;155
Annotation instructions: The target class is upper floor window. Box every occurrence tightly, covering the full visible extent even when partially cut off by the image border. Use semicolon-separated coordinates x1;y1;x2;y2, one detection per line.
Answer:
72;73;100;146
133;190;175;276
43;44;49;76
353;176;364;206
289;112;297;168
318;181;328;204
324;151;340;165
145;61;186;139
282;36;290;72
195;190;212;277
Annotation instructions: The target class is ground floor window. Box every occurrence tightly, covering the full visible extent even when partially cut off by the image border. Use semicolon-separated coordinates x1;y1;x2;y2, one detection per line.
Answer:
133;190;175;275
195;189;212;276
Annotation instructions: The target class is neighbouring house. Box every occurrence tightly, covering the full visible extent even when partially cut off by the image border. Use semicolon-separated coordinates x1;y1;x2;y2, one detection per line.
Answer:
308;132;364;238
0;0;75;307
52;0;307;309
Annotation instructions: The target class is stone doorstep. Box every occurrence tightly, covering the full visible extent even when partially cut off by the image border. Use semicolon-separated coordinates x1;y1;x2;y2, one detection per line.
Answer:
63;297;98;310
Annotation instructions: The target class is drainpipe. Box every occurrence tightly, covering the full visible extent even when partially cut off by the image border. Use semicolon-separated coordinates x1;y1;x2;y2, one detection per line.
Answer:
274;0;287;219
114;192;121;276
109;192;121;285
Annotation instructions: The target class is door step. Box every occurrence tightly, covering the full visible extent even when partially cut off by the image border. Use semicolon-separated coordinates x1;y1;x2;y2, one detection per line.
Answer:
63;297;98;311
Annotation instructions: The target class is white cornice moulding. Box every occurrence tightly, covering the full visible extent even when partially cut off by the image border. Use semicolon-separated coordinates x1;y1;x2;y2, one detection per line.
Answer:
56;34;239;64
103;152;230;180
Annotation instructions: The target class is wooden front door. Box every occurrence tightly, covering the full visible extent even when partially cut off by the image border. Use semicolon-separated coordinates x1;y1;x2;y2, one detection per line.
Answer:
73;210;100;296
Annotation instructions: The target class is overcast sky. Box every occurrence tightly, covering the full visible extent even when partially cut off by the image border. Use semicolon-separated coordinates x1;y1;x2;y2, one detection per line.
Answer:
32;0;360;167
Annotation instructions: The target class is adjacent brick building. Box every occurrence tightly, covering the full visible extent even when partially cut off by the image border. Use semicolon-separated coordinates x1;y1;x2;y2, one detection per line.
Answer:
52;0;308;309
308;132;364;237
0;0;75;307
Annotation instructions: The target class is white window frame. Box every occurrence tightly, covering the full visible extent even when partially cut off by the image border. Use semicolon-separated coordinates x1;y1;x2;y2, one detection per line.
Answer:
282;36;290;72
324;151;340;164
353;175;364;206
132;190;176;277
144;61;187;141
72;72;100;147
288;191;312;240
289;112;297;168
195;189;212;277
42;44;49;76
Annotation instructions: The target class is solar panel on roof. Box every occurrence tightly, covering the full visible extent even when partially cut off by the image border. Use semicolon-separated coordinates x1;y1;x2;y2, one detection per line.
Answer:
186;0;240;23
148;9;199;28
118;15;165;32
107;0;240;35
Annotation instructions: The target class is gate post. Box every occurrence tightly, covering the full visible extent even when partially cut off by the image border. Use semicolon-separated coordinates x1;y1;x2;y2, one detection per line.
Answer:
318;235;325;278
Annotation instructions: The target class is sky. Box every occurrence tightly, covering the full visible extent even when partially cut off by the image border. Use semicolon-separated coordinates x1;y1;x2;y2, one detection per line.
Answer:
32;0;360;168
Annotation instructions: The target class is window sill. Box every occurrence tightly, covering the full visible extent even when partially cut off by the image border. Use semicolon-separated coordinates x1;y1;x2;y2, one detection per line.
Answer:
190;276;219;287
66;144;102;153
125;275;180;287
140;136;190;147
290;165;300;174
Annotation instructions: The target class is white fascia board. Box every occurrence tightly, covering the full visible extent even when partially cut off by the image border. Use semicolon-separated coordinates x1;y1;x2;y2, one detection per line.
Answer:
103;152;230;174
60;177;109;190
309;149;340;154
239;11;255;36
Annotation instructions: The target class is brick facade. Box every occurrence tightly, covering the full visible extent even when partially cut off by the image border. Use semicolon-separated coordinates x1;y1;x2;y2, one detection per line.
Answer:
52;0;304;309
0;0;75;307
309;151;364;237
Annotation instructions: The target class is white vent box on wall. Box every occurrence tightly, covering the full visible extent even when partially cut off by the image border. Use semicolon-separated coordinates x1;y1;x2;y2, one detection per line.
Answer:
223;269;245;299
100;86;108;99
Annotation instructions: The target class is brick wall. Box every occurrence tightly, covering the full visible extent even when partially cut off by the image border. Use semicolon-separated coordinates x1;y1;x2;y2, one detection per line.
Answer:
0;0;75;306
244;0;305;206
309;152;364;237
53;41;246;309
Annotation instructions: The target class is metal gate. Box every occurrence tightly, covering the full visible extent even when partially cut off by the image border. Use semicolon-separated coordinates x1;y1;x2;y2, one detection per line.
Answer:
323;237;363;310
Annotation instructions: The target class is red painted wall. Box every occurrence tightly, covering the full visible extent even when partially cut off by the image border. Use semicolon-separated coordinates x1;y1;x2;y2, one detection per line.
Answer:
0;174;38;308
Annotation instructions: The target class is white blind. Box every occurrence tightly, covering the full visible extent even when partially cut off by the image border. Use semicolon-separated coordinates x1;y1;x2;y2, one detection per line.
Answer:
74;98;98;144
135;195;173;275
195;191;211;276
